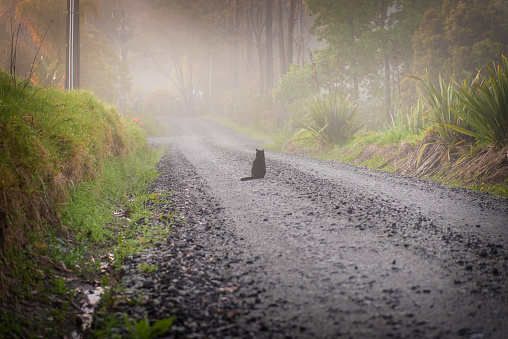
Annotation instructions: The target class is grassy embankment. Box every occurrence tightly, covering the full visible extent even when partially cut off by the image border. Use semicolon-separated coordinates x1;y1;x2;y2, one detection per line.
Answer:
0;70;174;337
214;117;507;196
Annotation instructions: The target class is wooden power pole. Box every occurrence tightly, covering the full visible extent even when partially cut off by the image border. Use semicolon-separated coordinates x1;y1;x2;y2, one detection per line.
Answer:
65;0;79;90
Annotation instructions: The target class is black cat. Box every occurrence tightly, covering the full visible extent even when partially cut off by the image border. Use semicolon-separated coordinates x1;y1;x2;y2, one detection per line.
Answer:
241;149;266;181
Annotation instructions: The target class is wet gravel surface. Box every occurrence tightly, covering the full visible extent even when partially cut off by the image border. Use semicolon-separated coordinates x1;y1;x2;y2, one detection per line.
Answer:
114;117;508;338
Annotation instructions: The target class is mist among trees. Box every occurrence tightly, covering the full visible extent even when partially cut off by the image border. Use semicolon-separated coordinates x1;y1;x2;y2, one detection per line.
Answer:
1;0;507;132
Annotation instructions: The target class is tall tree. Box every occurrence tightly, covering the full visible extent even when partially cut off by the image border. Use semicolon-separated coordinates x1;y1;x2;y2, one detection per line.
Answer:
295;0;311;67
265;0;274;89
277;0;286;75
306;0;376;100
248;0;266;93
286;0;296;67
412;0;508;83
380;0;392;123
306;0;442;122
390;0;443;106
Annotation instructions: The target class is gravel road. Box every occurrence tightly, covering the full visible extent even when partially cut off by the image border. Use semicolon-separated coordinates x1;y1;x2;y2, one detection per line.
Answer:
112;117;508;339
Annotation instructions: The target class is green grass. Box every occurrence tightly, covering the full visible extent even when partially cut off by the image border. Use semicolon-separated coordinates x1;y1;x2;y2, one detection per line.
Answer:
0;145;171;338
130;111;172;137
411;73;471;149
61;146;166;260
0;68;176;337
413;55;508;148
0;68;144;255
471;180;508;196
351;127;424;147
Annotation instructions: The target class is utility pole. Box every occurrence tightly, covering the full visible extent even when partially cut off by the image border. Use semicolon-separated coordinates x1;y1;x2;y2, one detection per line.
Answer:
65;0;79;90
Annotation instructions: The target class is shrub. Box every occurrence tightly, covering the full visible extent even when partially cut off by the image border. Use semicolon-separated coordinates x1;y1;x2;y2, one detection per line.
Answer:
292;93;361;145
449;55;508;147
413;74;472;148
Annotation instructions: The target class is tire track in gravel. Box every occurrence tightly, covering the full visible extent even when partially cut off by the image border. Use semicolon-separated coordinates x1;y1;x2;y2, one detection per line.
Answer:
120;117;507;338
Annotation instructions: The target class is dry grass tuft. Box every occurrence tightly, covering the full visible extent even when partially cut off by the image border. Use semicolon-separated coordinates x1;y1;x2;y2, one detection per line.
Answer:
396;131;507;188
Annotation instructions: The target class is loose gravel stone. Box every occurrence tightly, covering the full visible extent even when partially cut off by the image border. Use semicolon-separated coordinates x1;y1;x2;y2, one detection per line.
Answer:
108;118;508;339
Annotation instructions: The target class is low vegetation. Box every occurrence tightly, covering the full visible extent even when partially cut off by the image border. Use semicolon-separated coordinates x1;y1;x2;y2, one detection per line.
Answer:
0;70;175;337
215;56;508;196
292;93;361;145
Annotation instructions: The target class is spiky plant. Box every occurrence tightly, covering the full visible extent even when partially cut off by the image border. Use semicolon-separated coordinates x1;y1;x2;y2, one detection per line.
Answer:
447;55;508;147
292;93;361;145
412;74;471;146
405;98;429;132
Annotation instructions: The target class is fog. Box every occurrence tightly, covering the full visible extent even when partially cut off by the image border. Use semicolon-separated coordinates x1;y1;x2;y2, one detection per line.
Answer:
85;0;318;117
2;0;505;127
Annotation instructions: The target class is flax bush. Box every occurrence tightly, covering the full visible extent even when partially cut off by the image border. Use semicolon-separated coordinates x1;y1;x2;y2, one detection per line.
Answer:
449;55;508;147
292;93;361;145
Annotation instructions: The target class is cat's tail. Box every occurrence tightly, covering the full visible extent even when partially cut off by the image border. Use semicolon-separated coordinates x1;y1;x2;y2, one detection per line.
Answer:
240;177;255;181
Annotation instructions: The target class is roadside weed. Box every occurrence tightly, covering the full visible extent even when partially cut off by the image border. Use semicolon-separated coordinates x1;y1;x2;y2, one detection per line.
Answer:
449;55;508;147
292;93;361;145
139;263;158;274
412;74;471;151
124;313;175;339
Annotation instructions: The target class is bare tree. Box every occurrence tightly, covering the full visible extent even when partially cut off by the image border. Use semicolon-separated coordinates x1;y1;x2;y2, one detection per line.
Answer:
146;0;211;115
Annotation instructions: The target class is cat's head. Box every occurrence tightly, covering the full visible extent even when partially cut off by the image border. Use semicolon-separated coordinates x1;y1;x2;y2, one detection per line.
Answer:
255;149;265;156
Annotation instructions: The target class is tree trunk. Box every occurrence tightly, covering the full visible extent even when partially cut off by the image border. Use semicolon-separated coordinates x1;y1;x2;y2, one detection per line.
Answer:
298;0;305;67
347;14;358;100
230;0;239;89
265;0;274;90
286;0;295;67
245;2;253;70
277;0;287;75
381;0;391;124
249;0;265;93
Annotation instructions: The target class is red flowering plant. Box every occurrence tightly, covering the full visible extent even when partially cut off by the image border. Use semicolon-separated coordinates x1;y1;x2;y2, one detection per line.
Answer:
131;117;143;126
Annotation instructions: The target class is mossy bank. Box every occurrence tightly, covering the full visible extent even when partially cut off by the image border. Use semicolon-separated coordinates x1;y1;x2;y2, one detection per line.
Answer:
0;70;168;337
